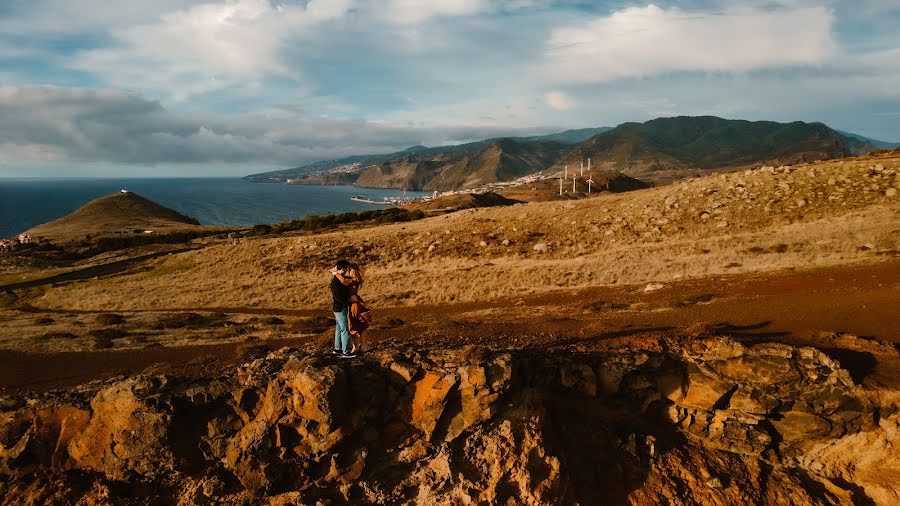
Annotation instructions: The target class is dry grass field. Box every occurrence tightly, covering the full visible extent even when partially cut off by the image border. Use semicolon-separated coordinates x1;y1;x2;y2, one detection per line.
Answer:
27;153;899;314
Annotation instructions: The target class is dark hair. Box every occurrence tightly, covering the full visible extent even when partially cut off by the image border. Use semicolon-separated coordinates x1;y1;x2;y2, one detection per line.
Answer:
335;259;351;270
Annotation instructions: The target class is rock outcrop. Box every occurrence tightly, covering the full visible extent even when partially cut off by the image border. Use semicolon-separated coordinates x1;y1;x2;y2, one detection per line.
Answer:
1;336;898;505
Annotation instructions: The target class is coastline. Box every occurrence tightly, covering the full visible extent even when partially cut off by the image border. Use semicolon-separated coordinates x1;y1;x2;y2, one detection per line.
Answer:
0;178;427;238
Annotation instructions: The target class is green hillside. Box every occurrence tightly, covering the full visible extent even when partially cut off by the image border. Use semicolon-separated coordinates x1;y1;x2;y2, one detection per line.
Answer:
554;116;876;180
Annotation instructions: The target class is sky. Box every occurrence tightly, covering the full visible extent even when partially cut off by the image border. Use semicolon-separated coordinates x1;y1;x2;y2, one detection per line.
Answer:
0;0;898;177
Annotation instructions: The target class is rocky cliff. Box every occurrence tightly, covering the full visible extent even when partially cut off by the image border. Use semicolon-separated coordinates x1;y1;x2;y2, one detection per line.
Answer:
2;334;898;505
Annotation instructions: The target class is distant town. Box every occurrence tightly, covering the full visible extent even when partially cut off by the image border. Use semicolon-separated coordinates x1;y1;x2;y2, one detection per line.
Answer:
0;233;37;252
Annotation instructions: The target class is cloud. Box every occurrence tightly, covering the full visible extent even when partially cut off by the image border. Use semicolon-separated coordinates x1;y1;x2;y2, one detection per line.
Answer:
2;0;900;169
0;1;197;35
541;4;836;82
0;85;559;171
60;0;538;101
384;0;489;23
68;0;356;100
51;0;560;102
546;90;574;110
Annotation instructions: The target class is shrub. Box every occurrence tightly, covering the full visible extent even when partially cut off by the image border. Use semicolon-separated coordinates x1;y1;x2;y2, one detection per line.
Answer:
89;335;114;350
152;312;218;329
125;334;148;346
78;230;224;256
88;328;128;340
96;313;126;325
41;332;77;340
249;208;426;236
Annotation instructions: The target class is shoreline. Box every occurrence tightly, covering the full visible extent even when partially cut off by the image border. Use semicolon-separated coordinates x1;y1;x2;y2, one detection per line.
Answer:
0;179;427;239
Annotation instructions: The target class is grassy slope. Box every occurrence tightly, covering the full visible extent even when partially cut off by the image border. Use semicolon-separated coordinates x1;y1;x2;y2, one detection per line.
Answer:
27;192;202;243
35;154;900;312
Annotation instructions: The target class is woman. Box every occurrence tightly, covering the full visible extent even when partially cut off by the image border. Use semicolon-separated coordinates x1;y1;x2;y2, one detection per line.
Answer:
333;263;372;352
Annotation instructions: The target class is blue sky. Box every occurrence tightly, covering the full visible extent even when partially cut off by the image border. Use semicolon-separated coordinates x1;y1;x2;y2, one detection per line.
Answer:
1;0;898;177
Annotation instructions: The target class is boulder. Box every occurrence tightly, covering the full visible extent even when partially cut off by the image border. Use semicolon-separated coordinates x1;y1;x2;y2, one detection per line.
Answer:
679;365;734;410
68;376;174;481
407;371;457;441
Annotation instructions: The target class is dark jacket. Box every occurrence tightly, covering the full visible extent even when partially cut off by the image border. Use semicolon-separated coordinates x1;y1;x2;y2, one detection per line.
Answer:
331;276;351;312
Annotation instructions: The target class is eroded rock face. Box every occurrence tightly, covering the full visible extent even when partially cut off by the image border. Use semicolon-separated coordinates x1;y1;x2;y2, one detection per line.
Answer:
67;376;175;481
1;336;897;505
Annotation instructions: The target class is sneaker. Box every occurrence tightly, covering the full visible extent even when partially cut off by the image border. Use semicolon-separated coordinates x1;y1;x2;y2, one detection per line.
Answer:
339;351;357;359
332;348;341;355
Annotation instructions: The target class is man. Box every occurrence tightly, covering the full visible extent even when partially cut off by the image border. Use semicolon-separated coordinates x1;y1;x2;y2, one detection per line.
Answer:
331;259;356;358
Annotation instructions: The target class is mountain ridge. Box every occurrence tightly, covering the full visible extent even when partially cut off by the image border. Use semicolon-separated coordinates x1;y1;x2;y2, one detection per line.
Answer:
242;127;612;183
550;116;878;182
836;130;900;150
246;117;885;191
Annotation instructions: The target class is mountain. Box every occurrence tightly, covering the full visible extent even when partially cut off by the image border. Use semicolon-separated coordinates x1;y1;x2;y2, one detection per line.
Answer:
27;191;201;243
246;117;880;191
520;127;612;144
242;127;612;183
552;116;878;181
835;130;899;150
331;138;571;191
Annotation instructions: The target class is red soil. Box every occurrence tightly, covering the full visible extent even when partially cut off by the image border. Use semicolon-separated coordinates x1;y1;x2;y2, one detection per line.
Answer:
2;260;897;394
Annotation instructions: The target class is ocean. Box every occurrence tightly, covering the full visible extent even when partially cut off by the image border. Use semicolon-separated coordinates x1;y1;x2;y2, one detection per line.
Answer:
0;178;427;238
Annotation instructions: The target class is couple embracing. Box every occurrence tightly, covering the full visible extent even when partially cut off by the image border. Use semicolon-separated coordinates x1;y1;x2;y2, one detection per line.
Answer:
330;259;372;358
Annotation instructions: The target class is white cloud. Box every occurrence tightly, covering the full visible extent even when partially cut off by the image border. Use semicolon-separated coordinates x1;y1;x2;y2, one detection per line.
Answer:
0;142;66;165
69;0;355;100
0;1;196;34
546;90;574;110
383;0;489;23
541;4;836;82
0;85;559;170
2;0;899;158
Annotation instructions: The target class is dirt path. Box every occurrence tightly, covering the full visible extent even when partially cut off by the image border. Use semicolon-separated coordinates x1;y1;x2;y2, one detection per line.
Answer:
2;260;897;394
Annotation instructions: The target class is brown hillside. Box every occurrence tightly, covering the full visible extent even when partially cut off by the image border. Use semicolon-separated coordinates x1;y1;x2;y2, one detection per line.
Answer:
498;171;651;202
339;139;569;191
34;153;899;312
2;153;899;505
27;191;202;243
403;191;521;214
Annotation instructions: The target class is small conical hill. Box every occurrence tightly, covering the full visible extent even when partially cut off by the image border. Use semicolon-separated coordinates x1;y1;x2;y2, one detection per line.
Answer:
27;191;201;242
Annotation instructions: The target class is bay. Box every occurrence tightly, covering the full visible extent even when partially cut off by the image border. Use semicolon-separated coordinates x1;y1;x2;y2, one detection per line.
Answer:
0;178;427;238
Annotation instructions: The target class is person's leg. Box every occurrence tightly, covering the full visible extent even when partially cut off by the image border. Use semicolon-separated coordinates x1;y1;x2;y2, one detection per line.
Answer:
333;310;347;352
340;313;352;354
334;310;351;353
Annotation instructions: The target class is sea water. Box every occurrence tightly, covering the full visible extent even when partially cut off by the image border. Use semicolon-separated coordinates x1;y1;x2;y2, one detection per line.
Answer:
0;178;427;238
